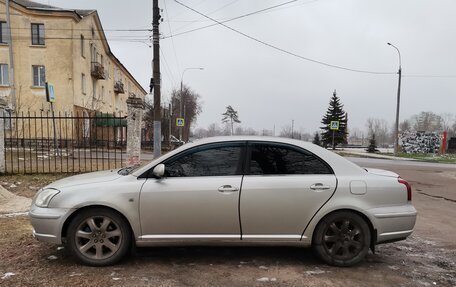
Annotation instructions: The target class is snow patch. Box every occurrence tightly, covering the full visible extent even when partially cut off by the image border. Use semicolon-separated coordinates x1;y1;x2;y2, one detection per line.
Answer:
305;269;326;275
0;185;32;214
256;277;276;282
1;272;15;280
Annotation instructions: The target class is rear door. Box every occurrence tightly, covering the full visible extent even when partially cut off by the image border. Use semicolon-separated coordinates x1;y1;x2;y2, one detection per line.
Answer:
240;142;337;240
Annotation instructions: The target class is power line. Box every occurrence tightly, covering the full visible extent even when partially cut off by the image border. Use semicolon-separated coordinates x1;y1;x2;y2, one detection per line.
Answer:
163;0;182;80
170;0;240;34
160;48;178;88
164;0;303;39
402;74;456;78
174;0;396;75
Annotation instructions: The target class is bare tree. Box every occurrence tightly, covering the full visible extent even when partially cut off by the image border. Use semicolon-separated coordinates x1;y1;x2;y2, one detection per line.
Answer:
279;125;293;138
170;84;203;141
222;105;241;135
235;126;258;135
366;118;390;148
348;127;365;145
440;113;454;132
399;119;412;132
411;111;442;131
206;123;223;137
193;127;208;139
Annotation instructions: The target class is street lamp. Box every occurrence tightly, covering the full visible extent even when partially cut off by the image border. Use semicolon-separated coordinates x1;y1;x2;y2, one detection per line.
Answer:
388;42;402;156
179;67;203;141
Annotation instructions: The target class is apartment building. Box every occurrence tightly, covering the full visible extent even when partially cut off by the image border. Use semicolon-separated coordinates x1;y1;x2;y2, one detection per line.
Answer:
0;0;147;116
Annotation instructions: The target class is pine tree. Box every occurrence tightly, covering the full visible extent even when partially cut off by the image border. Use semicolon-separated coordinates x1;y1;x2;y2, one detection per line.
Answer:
320;90;348;149
366;133;379;153
221;105;241;135
312;132;321;146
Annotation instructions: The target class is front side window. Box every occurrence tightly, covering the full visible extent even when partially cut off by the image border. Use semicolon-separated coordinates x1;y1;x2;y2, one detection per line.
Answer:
31;23;45;45
32;65;46;87
0;22;7;44
248;143;332;175
163;144;244;177
0;63;9;85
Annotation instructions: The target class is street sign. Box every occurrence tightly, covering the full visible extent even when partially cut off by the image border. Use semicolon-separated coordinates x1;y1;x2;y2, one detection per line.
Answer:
330;121;340;130
176;118;185;127
45;82;56;103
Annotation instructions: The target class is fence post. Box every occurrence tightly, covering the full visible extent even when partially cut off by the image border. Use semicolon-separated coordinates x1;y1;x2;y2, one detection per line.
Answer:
0;98;6;173
126;95;144;166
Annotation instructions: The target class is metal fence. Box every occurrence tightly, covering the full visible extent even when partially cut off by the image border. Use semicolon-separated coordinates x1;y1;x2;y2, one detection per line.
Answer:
1;111;127;174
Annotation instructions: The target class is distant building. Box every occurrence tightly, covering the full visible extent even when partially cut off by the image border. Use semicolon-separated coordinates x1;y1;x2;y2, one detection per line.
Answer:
0;0;147;116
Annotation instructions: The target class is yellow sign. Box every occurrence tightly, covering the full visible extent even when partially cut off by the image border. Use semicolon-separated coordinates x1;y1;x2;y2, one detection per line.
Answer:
176;118;185;127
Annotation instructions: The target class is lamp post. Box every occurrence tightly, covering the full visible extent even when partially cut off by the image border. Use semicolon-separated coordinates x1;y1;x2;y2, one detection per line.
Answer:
388;42;402;156
179;67;203;141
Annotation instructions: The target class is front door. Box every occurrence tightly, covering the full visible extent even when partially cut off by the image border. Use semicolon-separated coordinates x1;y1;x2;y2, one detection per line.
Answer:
139;142;246;240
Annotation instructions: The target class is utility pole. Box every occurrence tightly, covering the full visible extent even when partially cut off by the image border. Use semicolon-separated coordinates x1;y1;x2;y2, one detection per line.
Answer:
6;0;16;112
388;42;402;156
152;0;161;158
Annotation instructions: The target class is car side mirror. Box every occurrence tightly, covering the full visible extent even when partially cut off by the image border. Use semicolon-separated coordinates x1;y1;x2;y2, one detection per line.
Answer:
152;164;165;178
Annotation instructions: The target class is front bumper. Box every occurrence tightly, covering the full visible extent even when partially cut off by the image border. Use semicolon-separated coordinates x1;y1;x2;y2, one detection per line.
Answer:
29;205;75;244
368;204;417;244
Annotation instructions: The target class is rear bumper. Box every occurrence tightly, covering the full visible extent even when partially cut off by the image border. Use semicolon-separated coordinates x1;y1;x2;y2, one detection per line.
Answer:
29;205;75;244
368;204;417;244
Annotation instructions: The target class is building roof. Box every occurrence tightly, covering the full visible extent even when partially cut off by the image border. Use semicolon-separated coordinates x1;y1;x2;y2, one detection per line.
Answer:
12;0;95;17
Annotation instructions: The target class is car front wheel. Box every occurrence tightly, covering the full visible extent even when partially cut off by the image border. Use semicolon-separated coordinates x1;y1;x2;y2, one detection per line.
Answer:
312;211;370;266
67;208;131;266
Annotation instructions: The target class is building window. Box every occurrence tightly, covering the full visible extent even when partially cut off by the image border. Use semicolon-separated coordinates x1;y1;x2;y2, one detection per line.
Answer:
80;35;85;57
81;73;86;94
32;65;45;87
0;64;9;85
0;22;8;44
31;23;45;45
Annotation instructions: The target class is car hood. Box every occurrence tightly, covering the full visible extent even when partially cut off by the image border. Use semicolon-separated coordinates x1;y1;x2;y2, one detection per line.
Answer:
365;168;399;178
45;169;123;190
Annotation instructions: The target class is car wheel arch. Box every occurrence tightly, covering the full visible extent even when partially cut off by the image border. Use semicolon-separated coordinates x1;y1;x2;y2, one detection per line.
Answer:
61;205;135;242
308;208;377;248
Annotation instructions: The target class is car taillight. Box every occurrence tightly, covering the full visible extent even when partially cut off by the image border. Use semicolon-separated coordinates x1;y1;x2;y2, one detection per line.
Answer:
398;178;412;201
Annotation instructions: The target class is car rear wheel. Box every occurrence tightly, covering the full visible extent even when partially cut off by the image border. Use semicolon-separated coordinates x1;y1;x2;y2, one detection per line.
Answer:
67;208;131;266
312;211;370;266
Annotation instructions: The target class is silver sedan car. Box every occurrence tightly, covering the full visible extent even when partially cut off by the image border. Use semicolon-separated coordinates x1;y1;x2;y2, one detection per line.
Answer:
30;136;417;266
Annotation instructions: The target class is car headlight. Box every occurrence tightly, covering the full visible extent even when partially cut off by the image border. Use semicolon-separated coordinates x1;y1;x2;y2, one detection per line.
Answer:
34;188;60;208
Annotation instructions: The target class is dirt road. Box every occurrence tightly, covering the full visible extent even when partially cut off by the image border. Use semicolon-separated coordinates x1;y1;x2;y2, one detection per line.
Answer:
0;162;455;287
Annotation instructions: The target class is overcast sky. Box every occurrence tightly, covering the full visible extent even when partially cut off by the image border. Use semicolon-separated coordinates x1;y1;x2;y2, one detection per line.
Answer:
41;0;456;135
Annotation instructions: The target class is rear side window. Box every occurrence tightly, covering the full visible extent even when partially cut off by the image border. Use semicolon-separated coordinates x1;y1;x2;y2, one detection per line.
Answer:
163;144;244;177
248;143;332;175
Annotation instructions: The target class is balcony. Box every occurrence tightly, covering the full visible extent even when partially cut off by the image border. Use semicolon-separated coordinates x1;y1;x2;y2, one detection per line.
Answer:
114;81;125;94
91;62;106;80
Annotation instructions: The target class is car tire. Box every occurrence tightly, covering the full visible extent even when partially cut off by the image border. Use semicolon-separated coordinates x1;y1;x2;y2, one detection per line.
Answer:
312;211;370;267
67;208;132;266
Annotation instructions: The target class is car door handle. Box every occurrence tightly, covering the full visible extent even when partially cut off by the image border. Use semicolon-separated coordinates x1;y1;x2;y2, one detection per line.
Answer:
218;185;239;192
310;183;331;191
